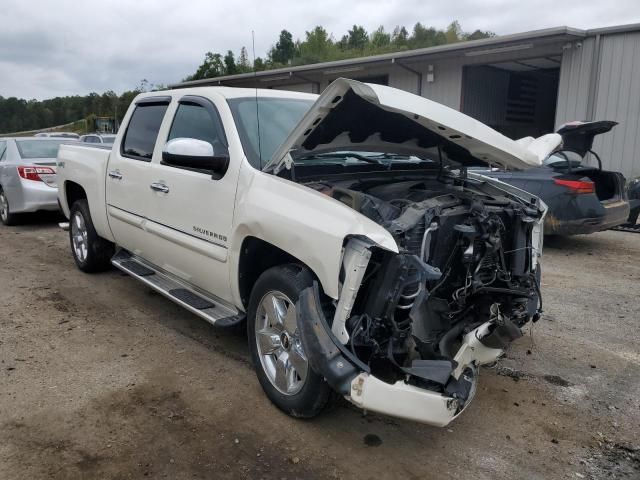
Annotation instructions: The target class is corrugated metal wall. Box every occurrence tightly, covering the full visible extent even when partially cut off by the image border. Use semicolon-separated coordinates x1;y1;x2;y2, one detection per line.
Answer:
593;32;640;178
555;39;595;124
557;32;640;178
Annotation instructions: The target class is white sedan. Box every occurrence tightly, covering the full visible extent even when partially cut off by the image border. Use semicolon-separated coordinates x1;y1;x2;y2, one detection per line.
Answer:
0;137;76;225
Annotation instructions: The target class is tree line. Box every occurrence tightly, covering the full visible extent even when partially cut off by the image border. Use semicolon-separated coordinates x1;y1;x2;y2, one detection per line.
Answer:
185;21;493;80
0;80;160;135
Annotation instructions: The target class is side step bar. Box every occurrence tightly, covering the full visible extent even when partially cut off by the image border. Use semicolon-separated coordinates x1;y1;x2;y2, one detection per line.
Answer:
111;249;245;328
612;223;640;233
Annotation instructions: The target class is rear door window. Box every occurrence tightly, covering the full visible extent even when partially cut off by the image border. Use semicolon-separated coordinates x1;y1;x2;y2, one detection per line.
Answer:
121;101;169;161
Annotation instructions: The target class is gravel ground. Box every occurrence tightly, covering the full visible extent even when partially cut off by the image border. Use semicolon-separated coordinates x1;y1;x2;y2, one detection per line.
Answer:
1;216;639;479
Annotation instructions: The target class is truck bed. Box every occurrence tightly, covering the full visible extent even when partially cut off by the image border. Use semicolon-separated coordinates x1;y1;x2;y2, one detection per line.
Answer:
57;143;113;242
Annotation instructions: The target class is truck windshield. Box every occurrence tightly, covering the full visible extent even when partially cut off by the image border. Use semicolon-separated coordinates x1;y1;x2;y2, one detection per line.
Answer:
227;97;313;169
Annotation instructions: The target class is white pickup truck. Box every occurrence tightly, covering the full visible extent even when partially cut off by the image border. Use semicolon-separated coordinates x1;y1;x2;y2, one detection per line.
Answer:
57;78;555;427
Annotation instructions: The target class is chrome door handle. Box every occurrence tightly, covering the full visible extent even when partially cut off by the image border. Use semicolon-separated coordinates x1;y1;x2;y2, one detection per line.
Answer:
108;170;122;180
150;182;170;193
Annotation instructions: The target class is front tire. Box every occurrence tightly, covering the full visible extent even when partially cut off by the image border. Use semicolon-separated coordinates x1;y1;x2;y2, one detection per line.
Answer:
69;200;114;272
248;264;332;418
0;188;19;226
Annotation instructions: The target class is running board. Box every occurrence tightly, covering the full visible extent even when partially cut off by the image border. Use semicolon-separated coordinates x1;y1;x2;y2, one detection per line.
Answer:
612;223;640;233
111;249;245;327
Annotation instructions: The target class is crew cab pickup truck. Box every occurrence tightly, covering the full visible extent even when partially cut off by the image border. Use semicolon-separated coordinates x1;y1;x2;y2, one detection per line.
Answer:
57;79;555;427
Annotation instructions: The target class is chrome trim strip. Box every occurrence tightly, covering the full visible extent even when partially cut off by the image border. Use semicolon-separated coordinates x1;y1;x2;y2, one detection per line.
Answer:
106;203;228;250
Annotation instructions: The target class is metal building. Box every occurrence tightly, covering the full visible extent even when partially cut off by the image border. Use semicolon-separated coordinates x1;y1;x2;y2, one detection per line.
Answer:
176;23;640;178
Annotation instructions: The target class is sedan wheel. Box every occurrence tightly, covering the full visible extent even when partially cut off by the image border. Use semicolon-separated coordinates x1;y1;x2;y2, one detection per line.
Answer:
0;192;8;223
255;290;308;395
0;190;17;226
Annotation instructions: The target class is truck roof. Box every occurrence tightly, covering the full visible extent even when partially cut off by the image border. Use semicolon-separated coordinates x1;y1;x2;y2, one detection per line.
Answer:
136;86;318;101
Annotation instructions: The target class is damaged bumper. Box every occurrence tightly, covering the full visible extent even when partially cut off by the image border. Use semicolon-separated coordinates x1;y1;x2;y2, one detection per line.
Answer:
348;369;476;427
544;200;630;235
297;283;504;427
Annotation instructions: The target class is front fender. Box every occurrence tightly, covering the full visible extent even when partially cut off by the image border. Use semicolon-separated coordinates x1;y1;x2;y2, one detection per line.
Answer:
228;165;397;303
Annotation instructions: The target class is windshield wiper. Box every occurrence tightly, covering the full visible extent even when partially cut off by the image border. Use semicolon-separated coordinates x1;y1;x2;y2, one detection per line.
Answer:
296;152;386;165
365;153;429;162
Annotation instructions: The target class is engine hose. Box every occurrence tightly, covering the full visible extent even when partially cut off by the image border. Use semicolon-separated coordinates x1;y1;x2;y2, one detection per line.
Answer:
438;321;468;359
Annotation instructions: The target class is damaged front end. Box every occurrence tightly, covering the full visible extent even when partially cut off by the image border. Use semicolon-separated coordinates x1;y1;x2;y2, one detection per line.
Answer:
297;180;544;426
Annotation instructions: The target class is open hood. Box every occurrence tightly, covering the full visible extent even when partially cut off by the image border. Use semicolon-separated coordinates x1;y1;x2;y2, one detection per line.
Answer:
265;78;561;173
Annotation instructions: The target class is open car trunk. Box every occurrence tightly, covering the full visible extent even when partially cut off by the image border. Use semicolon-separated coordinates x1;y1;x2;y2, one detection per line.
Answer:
574;167;625;202
554;120;625;203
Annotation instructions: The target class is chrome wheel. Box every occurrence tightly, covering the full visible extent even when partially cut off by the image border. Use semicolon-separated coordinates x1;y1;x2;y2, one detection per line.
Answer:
0;192;8;222
255;290;308;395
71;211;89;263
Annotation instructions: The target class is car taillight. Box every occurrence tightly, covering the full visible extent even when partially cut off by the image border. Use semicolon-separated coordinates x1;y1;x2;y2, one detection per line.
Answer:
17;166;56;182
553;178;595;194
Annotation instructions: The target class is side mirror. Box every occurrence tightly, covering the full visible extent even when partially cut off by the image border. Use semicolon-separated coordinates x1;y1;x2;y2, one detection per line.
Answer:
162;138;229;177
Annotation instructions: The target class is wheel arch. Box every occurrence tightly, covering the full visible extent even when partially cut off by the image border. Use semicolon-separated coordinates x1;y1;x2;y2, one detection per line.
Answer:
236;236;317;310
64;180;87;212
62;180;114;243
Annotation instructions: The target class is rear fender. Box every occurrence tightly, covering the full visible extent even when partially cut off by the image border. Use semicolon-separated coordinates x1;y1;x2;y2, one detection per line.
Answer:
57;144;113;242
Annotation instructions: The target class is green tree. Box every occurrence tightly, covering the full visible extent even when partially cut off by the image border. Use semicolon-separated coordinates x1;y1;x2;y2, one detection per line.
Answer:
346;25;368;50
465;29;495;40
253;57;266;71
392;26;409;47
270;30;296;65
410;22;446;49
238;47;251;72
371;26;391;49
337;34;349;51
224;50;237;75
445;21;463;43
298;26;333;63
185;52;225;81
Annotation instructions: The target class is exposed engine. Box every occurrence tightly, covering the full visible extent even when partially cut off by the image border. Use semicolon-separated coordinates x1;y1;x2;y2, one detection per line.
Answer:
305;176;543;396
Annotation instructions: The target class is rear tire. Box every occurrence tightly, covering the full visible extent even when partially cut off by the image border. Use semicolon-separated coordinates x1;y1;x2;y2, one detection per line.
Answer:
247;264;332;418
0;188;19;226
69;200;114;272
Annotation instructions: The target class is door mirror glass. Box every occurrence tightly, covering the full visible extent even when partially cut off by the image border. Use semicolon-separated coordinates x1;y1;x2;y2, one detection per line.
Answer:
162;137;229;176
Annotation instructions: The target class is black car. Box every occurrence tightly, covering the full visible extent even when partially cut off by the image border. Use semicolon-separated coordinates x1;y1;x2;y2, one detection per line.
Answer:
484;121;630;236
625;177;640;227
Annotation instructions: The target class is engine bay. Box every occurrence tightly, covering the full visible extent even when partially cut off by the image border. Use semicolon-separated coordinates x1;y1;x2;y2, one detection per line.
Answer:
304;173;543;396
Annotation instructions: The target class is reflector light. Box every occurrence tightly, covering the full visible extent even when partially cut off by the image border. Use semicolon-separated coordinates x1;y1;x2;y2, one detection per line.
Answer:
553;178;595;194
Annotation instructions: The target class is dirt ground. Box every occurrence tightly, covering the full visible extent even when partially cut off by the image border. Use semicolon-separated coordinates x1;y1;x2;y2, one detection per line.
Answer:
1;216;639;480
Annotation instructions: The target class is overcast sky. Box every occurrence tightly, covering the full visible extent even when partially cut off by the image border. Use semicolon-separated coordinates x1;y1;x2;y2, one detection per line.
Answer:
1;0;639;100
